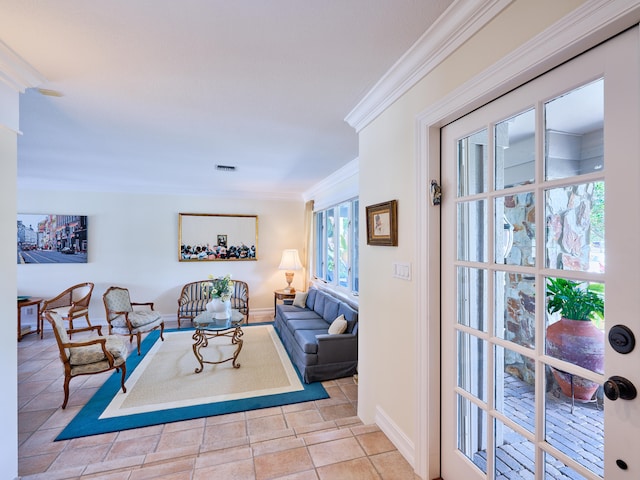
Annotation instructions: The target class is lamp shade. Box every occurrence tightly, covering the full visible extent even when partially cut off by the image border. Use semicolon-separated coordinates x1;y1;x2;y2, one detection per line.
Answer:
278;249;303;271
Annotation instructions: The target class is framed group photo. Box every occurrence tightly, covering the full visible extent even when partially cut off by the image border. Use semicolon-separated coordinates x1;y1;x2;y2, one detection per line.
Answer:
366;200;398;246
179;213;258;261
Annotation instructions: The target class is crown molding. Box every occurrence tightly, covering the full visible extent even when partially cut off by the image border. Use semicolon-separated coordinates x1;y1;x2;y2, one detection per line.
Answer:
0;39;45;92
415;0;640;130
302;157;359;206
344;0;513;133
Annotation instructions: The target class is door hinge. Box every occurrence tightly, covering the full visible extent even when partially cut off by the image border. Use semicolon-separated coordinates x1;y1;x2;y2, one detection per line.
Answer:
430;180;442;206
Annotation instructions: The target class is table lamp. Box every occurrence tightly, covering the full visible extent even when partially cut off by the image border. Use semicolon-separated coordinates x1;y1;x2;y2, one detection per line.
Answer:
278;249;302;293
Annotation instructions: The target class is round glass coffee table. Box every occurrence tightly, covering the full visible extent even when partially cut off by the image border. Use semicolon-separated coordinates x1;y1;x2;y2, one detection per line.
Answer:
192;309;245;373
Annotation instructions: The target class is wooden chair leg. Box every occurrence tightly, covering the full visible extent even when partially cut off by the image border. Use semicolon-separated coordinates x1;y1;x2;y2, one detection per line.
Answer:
119;363;127;393
136;332;142;355
62;375;71;409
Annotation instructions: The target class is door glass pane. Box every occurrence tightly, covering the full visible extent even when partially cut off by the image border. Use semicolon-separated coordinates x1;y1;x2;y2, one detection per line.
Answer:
545;182;604;272
457;394;488;474
495;109;535;189
495;192;535;266
545;277;605;376
457;331;487;402
495;345;535;433
545;452;590;480
545;374;604;478
545;79;604;181
457;267;488;332
458;129;489;196
495;271;535;348
458;200;487;262
493;418;535;478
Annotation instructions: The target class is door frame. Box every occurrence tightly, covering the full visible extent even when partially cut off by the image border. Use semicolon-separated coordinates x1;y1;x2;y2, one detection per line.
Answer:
414;2;640;478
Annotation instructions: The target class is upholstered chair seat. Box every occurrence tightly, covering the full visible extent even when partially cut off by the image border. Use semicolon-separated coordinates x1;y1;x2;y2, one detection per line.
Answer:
46;311;128;409
103;286;164;355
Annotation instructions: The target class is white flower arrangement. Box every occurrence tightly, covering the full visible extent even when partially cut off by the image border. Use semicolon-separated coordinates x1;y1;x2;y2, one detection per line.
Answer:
203;274;234;301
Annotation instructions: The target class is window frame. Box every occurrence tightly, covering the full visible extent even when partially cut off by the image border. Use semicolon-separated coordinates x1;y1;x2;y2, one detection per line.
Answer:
313;197;359;295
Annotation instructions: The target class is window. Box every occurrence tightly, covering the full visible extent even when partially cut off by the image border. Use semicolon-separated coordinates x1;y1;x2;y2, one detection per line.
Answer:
314;198;359;293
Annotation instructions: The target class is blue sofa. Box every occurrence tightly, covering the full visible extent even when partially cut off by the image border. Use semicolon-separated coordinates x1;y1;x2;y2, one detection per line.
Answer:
274;287;358;383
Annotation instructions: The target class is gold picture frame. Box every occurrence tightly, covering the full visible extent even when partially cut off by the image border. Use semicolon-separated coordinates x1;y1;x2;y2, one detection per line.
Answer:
179;213;258;261
366;200;398;246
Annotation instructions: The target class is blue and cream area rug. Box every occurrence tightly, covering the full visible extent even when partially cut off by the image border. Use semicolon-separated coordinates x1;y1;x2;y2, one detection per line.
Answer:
56;324;328;440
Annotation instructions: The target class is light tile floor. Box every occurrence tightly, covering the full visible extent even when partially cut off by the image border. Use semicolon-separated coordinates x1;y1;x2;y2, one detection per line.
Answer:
18;318;419;479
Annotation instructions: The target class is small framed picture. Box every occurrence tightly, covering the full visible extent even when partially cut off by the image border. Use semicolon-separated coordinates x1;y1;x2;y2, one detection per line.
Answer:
366;200;398;246
217;234;227;247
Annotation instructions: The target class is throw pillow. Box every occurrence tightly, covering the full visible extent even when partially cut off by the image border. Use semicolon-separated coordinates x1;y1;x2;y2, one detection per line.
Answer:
293;291;308;308
328;314;347;334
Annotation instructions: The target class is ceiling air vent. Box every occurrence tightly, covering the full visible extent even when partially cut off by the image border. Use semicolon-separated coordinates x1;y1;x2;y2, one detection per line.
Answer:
216;165;236;172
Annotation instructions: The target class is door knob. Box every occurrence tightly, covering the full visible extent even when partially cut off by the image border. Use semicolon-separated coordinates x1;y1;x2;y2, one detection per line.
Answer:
604;376;637;401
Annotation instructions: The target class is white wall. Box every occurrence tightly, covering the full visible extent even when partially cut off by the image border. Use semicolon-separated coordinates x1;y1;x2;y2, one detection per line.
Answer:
356;0;585;474
1;98;19;478
17;189;306;326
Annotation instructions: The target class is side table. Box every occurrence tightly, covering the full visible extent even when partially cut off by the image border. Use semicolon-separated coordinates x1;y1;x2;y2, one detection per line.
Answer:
17;297;42;341
273;289;296;317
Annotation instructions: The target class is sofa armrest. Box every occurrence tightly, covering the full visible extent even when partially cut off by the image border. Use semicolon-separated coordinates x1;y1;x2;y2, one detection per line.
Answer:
316;333;358;363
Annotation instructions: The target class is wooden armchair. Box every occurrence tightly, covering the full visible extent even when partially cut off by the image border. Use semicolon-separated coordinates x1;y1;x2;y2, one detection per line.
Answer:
103;286;165;355
45;311;128;409
177;279;250;327
40;282;94;338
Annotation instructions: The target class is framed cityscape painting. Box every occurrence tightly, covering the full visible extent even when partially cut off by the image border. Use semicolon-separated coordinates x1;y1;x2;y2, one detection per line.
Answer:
17;214;88;264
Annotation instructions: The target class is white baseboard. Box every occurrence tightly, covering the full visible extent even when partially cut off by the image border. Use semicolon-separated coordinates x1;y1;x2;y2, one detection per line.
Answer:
374;405;416;470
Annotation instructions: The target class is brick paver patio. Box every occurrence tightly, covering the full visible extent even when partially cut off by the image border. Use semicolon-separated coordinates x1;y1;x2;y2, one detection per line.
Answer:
473;373;604;479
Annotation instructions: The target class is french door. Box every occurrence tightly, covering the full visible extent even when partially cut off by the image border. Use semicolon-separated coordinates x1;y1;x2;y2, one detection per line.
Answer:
441;27;640;479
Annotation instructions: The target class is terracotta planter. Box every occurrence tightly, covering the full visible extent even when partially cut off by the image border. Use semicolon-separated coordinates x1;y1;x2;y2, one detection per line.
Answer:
545;317;604;401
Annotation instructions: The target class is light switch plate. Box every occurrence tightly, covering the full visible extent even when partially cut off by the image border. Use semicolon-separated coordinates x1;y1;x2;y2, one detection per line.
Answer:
393;262;411;281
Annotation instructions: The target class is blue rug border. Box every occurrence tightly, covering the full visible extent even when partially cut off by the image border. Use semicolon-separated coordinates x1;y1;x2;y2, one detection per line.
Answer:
56;323;329;441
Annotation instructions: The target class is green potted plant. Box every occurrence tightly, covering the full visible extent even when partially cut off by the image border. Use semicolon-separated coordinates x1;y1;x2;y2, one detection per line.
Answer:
546;277;605;401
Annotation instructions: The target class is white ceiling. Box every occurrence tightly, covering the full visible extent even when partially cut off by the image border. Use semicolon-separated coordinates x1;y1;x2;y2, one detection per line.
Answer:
1;0;454;199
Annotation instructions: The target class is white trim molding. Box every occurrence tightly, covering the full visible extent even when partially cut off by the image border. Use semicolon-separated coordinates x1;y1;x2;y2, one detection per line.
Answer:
345;0;513;133
374;405;416;468
0;39;45;93
302;157;358;210
414;1;640;479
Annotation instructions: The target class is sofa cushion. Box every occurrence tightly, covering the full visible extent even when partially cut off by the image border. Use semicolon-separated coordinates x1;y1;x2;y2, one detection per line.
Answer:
293;291;308;308
178;299;208;316
322;297;339;322
281;310;323;322
305;289;317;309
328;315;347;334
337;303;358;333
294;329;327;354
313;292;326;316
286;318;330;335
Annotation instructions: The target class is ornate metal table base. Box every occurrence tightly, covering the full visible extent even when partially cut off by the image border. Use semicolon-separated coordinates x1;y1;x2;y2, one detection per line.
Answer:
192;325;243;373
